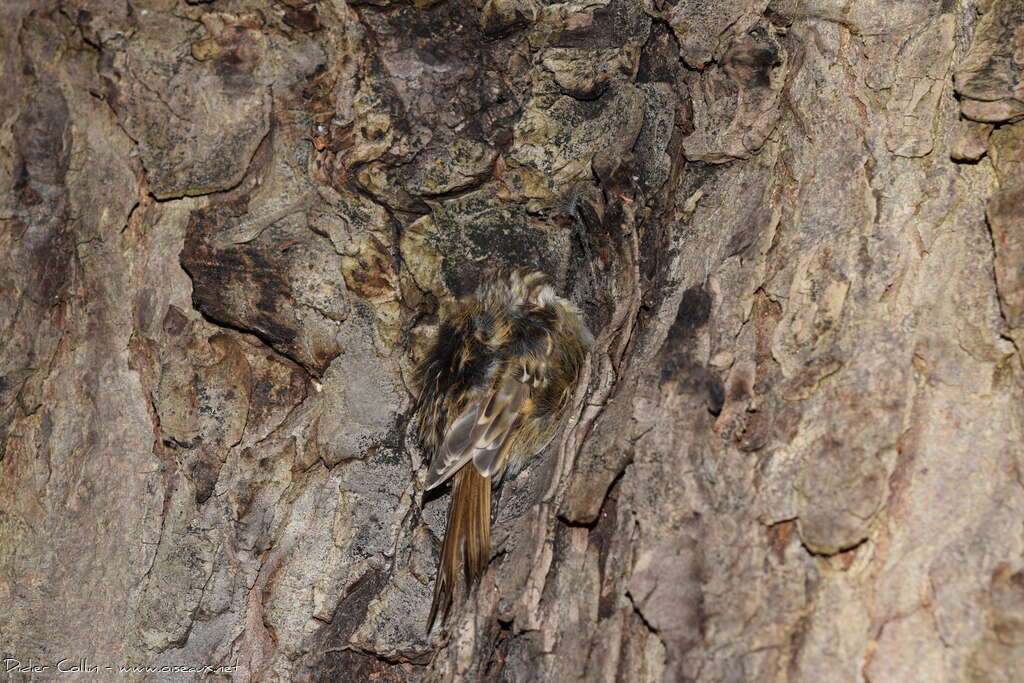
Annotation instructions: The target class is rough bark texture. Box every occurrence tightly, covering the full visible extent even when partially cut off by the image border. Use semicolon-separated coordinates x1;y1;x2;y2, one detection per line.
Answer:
2;0;1023;680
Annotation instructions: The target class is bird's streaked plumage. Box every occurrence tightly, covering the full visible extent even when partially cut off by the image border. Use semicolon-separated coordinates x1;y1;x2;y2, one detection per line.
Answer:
413;269;593;629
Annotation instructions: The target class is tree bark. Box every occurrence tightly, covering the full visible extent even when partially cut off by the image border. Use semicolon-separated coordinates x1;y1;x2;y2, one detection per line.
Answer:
2;0;1023;680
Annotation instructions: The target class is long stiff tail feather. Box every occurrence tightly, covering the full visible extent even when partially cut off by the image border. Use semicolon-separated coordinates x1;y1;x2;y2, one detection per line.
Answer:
428;465;491;630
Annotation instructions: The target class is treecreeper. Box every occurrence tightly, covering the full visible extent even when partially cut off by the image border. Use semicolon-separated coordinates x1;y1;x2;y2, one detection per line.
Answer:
413;269;594;630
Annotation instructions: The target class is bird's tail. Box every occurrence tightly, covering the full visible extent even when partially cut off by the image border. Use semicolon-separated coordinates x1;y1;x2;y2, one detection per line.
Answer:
428;465;491;630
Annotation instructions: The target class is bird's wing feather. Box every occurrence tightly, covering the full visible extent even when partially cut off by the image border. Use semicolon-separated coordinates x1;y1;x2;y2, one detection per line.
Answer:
471;375;527;476
425;368;530;490
425;401;482;490
475;374;526;444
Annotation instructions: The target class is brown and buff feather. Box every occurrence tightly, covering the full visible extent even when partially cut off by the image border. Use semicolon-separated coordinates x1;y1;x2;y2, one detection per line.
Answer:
414;269;594;631
428;465;492;628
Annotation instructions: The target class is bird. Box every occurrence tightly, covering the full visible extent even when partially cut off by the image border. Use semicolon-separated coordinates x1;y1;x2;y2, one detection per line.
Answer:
412;268;594;630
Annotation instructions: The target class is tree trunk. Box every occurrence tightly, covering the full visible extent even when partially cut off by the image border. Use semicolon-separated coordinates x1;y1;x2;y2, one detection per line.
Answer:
2;0;1023;680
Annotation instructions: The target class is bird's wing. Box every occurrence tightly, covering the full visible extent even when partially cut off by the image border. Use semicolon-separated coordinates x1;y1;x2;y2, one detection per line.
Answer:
423;401;480;490
424;368;529;490
470;373;527;477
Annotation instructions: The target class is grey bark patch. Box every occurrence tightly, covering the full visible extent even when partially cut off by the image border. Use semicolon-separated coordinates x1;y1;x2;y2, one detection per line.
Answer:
14;84;71;190
795;438;886;555
106;11;271;198
682;20;786;163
